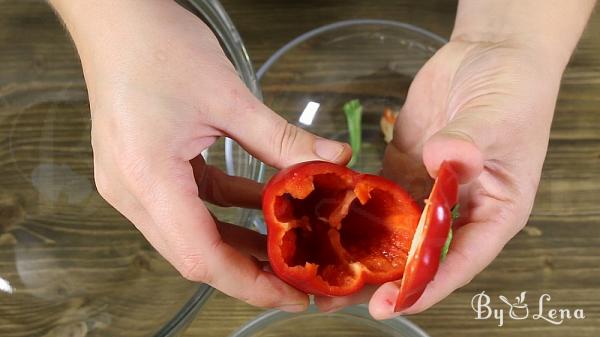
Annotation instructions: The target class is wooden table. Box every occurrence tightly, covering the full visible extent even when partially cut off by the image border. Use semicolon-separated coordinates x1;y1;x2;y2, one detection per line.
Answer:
1;1;598;337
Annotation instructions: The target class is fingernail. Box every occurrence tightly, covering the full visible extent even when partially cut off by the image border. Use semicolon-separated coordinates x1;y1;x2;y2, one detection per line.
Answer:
277;303;307;313
386;287;402;317
314;139;345;161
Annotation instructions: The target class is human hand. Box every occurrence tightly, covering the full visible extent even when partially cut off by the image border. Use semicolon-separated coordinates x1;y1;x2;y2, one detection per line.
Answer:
315;39;558;316
315;0;595;318
50;0;350;311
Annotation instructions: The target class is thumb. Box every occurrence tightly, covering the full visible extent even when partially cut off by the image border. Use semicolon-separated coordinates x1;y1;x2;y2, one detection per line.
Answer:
422;113;486;183
220;93;351;169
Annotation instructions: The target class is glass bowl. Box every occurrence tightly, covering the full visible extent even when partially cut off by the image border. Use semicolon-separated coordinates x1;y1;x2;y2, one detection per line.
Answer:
241;19;446;337
238;19;445;336
252;19;446;233
0;0;259;336
229;305;429;337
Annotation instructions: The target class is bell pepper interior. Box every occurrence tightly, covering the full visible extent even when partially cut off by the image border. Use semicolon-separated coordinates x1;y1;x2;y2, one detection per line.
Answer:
274;173;414;287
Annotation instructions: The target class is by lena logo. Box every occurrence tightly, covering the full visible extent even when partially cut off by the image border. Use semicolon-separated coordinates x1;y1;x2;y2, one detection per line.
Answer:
471;291;586;327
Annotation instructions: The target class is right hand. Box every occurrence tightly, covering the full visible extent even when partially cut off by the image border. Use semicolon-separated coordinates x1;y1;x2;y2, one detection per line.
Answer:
65;1;350;311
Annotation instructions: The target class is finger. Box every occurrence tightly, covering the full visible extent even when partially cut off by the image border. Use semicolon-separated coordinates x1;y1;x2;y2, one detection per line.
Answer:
215;220;268;261
217;91;351;169
191;156;262;209
422;108;512;183
369;209;514;319
314;285;377;312
131;160;308;311
382;144;433;204
206;238;308;311
94;167;170;255
422;131;483;184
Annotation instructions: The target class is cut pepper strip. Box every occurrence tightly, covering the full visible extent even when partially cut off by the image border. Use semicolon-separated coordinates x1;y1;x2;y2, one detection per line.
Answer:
394;161;459;311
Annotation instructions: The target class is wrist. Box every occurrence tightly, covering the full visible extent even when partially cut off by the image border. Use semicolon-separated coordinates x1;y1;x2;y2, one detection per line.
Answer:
47;1;213;98
450;0;596;71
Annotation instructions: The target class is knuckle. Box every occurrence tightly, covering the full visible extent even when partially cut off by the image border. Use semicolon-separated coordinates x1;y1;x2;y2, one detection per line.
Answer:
93;167;116;203
240;270;276;308
227;85;260;116
178;238;222;284
115;151;157;198
179;253;211;283
269;120;301;167
117;155;145;183
213;84;260;130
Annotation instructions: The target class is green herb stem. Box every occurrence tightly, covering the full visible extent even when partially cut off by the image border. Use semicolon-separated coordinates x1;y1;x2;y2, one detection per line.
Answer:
343;99;363;167
441;204;460;261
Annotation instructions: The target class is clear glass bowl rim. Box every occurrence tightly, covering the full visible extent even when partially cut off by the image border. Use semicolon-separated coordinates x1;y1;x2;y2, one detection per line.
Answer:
256;18;447;79
234;19;447;337
228;305;430;337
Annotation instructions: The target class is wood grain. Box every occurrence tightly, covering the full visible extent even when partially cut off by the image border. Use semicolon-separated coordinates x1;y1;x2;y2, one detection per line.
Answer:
0;1;598;337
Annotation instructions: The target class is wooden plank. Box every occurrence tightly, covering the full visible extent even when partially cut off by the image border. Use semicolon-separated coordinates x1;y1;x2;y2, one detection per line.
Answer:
0;0;598;336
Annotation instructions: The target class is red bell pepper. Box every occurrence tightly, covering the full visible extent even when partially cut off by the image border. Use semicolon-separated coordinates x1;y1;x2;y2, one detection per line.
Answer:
262;160;458;302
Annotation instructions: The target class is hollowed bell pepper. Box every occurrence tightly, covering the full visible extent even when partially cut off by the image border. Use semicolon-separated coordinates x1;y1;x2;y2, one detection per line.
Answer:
262;161;458;304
